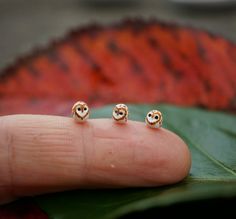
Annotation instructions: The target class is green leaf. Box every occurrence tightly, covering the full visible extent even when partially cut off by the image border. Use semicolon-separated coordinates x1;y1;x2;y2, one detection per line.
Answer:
35;104;236;219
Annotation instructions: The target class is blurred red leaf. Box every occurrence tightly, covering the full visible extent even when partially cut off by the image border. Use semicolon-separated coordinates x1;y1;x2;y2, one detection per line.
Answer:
0;19;236;219
1;19;236;116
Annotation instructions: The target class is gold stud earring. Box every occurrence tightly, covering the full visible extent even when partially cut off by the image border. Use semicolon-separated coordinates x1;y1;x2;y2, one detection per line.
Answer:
112;104;128;123
145;110;163;128
72;101;89;122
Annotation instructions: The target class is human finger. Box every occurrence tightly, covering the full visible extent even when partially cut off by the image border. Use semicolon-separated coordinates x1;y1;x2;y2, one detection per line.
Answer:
0;115;191;204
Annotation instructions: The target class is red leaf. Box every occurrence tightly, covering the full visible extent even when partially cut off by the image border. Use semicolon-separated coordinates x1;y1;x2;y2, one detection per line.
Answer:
0;19;236;115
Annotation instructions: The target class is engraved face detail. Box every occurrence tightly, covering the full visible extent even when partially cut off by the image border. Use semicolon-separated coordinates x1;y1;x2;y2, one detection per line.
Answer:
72;101;89;122
112;104;128;123
145;110;162;128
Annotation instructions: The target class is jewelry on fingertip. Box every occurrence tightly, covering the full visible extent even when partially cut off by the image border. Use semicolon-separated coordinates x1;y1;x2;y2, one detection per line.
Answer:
72;101;90;123
145;110;163;129
112;104;128;123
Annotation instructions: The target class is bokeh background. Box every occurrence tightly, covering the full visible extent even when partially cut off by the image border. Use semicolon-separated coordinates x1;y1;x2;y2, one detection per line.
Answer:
1;0;236;70
0;0;236;218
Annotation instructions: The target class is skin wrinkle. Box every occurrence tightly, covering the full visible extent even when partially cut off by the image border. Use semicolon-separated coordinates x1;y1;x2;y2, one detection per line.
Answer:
0;117;15;201
91;121;129;185
8;139;14;199
85;163;161;187
85;158;142;186
92;120;129;140
51;119;82;180
14;117;85;192
91;121;163;186
0;115;191;203
79;121;92;185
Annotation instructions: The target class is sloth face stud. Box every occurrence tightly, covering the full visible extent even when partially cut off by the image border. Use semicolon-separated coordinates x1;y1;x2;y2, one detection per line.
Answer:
112;104;128;123
145;110;163;129
72;101;89;122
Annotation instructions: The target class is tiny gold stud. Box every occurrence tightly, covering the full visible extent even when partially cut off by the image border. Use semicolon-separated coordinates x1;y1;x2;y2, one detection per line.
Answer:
112;104;128;123
145;110;163;128
72;101;89;122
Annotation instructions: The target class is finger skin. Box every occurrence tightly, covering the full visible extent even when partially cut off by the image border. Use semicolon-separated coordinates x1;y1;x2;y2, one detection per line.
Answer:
0;115;191;204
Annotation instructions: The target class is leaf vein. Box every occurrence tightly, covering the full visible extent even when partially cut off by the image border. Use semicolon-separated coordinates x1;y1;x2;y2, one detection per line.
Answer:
165;121;236;176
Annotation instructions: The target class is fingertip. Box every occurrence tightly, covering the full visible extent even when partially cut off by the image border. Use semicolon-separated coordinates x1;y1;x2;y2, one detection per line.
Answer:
123;123;191;186
0;115;191;204
156;129;191;184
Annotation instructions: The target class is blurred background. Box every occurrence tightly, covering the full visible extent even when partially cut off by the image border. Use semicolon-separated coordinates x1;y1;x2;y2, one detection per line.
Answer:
0;1;236;218
0;0;236;70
